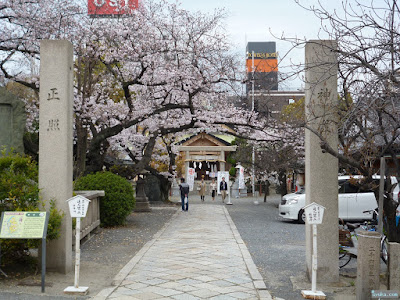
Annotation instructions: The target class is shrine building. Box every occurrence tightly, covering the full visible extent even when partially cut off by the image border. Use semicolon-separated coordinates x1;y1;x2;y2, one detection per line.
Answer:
177;132;237;180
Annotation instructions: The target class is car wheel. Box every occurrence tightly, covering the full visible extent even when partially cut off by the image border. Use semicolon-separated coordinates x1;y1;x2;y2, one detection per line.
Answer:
298;209;305;224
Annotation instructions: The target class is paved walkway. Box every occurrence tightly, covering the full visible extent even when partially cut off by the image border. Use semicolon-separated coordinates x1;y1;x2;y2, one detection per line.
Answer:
93;204;272;300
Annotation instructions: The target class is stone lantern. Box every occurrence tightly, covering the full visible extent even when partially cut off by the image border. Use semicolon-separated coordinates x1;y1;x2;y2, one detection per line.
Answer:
134;171;151;212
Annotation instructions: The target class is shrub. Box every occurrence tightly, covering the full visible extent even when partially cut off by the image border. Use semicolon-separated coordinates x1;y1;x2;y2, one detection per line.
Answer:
0;150;39;211
74;171;135;227
229;167;237;178
0;150;64;264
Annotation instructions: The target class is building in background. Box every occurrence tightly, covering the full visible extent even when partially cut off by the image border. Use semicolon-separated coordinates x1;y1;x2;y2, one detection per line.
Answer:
246;42;278;94
251;90;304;119
243;41;304;119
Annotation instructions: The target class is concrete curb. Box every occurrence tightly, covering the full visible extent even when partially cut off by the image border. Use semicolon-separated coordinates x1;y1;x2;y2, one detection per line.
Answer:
90;208;180;300
222;206;274;300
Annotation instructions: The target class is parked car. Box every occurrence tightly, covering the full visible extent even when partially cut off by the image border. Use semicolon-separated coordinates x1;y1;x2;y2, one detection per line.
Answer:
278;175;399;224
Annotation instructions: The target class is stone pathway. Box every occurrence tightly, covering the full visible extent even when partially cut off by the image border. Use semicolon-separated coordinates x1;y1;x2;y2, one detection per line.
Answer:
93;204;272;300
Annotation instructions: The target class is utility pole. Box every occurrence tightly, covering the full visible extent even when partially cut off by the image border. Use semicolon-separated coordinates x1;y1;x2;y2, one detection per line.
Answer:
251;51;255;198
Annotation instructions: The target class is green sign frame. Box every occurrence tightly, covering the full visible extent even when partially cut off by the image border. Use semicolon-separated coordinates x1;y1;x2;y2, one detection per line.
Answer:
0;211;49;293
0;211;48;239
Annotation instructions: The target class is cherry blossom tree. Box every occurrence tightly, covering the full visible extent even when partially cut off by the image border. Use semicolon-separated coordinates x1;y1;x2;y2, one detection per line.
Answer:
1;0;282;183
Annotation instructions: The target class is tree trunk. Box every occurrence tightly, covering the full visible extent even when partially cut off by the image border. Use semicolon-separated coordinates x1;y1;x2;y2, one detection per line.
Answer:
383;187;400;242
85;136;110;175
277;170;287;196
23;132;39;161
74;117;88;179
263;180;270;202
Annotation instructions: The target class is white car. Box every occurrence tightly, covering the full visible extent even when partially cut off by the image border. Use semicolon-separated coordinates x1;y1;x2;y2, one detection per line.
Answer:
279;175;399;223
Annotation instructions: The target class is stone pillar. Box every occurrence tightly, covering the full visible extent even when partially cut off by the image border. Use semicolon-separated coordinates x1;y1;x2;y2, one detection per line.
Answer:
39;40;73;273
388;242;400;290
134;177;151;212
219;151;225;171
356;231;381;299
305;40;338;283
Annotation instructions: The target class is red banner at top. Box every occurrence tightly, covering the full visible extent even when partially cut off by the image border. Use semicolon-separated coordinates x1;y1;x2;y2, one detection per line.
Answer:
88;0;138;16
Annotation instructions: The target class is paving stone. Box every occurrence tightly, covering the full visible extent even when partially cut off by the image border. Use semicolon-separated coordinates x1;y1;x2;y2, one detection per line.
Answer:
139;278;168;286
127;292;162;300
149;287;183;297
190;282;219;291
188;288;221;298
192;275;217;282
253;280;267;289
158;274;186;281
209;295;238;300
225;276;252;284
173;284;198;292
257;289;274;300
157;281;183;289
211;280;235;287
109;295;141;300
123;282;149;290
176;279;203;285
94;205;273;300
171;294;201;300
226;291;257;299
113;286;140;295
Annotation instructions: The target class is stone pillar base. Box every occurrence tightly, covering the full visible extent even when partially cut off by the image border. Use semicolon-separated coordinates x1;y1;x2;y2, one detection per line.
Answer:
134;197;151;212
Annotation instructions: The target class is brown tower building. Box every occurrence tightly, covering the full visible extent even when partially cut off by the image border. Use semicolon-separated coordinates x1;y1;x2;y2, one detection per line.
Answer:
246;42;278;93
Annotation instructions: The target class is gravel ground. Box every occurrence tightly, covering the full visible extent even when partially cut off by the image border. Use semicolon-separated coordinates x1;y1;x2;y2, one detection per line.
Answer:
225;193;388;300
0;205;178;299
225;195;308;300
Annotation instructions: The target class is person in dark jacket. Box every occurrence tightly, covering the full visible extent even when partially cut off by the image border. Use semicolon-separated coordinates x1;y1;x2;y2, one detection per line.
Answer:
220;177;228;203
179;177;190;211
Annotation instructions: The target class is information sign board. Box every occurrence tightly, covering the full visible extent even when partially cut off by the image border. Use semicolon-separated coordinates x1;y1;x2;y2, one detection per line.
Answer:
187;167;195;192
0;211;49;292
0;211;47;239
238;166;245;189
67;195;90;218
303;202;325;225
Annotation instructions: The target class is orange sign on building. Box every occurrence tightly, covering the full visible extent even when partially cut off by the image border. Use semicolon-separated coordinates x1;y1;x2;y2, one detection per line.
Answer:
246;42;278;91
246;59;278;73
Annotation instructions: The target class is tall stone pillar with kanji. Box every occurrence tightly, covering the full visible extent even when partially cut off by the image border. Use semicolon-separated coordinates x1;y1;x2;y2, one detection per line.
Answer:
305;40;339;283
39;40;73;273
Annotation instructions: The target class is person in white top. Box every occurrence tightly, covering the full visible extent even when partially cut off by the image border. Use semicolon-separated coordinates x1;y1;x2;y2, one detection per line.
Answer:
210;179;217;201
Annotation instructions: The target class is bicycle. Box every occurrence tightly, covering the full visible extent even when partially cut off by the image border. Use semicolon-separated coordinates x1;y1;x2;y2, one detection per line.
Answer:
339;222;357;268
338;211;388;268
360;209;389;264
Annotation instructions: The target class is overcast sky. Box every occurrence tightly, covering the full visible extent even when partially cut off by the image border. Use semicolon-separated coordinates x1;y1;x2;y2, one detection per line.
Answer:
178;0;349;89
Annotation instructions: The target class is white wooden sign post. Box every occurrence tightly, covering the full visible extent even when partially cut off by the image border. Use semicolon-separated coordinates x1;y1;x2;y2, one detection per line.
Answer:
301;202;326;300
64;195;90;295
226;180;232;205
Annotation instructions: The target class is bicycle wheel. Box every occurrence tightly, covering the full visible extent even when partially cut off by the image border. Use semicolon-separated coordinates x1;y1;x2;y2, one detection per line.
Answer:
381;236;388;264
339;249;352;268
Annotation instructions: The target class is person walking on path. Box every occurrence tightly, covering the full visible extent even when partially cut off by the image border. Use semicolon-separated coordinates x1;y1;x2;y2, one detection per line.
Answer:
220;177;228;203
179;177;190;211
199;176;206;202
210;178;217;201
